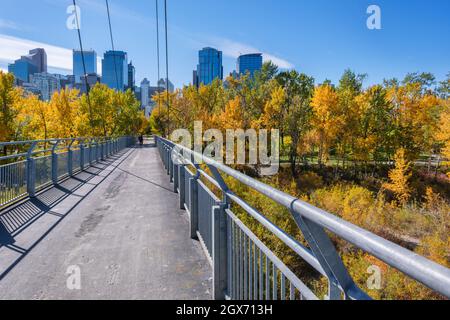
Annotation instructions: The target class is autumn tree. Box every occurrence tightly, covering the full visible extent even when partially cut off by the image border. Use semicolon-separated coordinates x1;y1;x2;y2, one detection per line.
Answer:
383;148;412;205
274;71;315;176
336;70;367;168
354;85;394;168
50;88;82;138
0;71;22;153
311;84;341;167
19;94;53;141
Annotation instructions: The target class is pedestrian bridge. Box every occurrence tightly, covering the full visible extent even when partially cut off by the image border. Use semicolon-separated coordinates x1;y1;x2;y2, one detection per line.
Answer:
0;136;449;300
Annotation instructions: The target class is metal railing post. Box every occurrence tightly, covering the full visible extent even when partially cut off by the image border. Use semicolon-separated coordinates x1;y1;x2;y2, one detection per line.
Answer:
173;163;178;193
51;140;60;184
212;203;229;300
189;175;199;240
179;165;185;209
95;140;99;162
101;140;105;161
89;139;93;165
206;164;231;300
26;142;37;198
80;141;85;170
68;139;75;176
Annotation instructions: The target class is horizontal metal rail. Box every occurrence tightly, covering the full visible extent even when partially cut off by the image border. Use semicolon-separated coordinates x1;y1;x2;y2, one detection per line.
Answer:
0;136;135;208
156;136;450;300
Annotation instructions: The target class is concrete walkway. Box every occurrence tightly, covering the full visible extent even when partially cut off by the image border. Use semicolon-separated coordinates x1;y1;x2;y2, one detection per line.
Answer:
0;142;211;300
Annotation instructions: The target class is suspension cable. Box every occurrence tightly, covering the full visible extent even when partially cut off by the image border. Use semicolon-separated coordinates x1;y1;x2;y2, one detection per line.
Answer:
72;0;94;132
155;0;161;114
105;0;120;91
164;0;170;137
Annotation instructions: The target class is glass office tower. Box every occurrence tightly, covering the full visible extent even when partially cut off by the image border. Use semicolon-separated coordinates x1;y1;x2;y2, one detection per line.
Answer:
8;59;38;82
8;48;46;82
237;53;263;77
195;47;223;86
73;50;97;84
101;50;128;91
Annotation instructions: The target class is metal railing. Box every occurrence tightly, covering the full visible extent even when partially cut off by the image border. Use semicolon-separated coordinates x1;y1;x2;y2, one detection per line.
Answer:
0;136;135;208
156;136;450;300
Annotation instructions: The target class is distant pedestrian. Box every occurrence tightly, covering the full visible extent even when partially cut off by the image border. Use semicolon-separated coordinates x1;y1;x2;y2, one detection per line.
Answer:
138;135;144;146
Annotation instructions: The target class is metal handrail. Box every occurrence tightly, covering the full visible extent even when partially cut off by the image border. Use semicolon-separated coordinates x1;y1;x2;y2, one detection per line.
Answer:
0;136;135;208
157;136;450;298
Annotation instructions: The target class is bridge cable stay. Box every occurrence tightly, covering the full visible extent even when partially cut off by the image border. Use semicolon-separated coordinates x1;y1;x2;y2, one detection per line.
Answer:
72;0;94;133
105;0;120;91
155;0;162;114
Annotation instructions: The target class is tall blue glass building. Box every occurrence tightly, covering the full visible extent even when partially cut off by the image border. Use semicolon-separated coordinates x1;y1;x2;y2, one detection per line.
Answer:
73;50;97;84
237;53;263;77
8;48;46;83
195;47;223;86
8;59;38;82
102;50;128;91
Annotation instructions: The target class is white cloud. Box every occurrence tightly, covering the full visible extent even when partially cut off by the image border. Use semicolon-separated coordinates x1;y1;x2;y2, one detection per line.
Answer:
0;34;72;73
206;37;294;69
0;19;20;31
0;34;102;75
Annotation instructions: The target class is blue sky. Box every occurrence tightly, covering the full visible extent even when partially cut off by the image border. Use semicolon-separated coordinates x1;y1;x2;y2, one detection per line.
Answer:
0;0;449;88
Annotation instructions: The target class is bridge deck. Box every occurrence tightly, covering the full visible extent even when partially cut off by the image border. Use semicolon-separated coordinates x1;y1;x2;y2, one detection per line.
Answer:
0;142;211;300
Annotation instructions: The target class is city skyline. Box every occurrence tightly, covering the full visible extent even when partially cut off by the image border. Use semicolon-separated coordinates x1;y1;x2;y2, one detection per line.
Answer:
0;0;449;89
6;45;179;101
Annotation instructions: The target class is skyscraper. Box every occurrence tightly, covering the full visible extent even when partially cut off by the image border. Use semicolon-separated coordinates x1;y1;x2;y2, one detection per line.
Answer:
8;59;38;82
158;78;174;93
73;50;97;84
140;78;150;108
127;61;136;91
25;48;47;73
7;48;46;82
237;53;263;77
30;72;59;101
194;47;223;87
101;50;128;91
192;70;198;88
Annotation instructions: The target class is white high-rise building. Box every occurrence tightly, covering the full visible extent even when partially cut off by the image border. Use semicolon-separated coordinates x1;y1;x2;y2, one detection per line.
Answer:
140;78;150;108
158;78;174;93
30;72;59;101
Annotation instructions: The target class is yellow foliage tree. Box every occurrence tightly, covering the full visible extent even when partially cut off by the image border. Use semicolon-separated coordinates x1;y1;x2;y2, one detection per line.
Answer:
49;88;81;138
383;148;412;205
437;102;450;161
260;85;286;130
311;84;342;166
19;94;53;140
0;71;22;148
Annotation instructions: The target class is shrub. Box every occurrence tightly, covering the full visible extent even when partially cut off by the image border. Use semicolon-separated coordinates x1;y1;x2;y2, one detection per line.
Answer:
342;186;374;227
